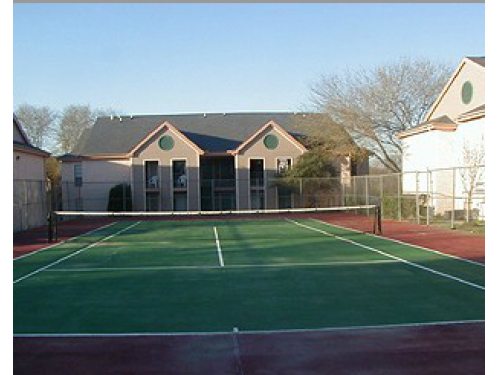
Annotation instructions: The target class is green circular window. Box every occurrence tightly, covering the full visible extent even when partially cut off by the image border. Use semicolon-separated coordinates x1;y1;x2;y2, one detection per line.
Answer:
158;136;174;151
263;134;279;150
462;81;473;104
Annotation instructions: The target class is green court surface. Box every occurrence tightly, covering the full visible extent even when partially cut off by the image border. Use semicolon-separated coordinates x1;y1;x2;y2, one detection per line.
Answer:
13;219;485;335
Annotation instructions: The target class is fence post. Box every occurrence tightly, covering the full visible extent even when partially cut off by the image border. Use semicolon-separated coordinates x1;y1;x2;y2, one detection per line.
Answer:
398;173;402;221
365;176;369;215
451;167;456;229
299;178;303;208
426;169;430;226
379;175;384;219
342;179;346;207
415;171;420;224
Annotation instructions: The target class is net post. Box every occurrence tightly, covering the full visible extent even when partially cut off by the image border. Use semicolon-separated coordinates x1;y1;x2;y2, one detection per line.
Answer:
47;210;56;243
374;204;382;235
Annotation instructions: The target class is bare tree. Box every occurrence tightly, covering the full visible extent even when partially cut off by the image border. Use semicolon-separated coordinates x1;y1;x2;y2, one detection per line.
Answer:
459;139;485;222
57;105;116;154
310;58;452;172
15;104;57;149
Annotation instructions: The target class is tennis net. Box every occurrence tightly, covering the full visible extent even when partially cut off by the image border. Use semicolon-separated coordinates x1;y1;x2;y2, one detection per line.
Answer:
48;205;382;242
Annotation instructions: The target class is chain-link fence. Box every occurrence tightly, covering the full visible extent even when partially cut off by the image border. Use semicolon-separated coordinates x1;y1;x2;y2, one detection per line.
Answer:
13;179;51;232
15;165;484;232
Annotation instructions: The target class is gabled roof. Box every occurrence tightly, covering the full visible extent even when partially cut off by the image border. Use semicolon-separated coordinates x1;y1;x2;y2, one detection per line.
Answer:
397;116;457;139
130;121;205;155
13;114;30;145
466;56;485;67
13;114;50;157
71;112;350;156
425;56;485;122
232;120;308;154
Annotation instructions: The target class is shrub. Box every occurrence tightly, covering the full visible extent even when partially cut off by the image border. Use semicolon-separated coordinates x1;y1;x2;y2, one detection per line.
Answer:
107;183;132;211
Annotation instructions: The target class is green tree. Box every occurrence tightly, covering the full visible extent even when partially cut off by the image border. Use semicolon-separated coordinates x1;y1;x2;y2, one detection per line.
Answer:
276;150;341;207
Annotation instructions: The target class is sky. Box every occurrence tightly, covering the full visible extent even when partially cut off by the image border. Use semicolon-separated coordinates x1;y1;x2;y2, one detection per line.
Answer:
14;3;485;115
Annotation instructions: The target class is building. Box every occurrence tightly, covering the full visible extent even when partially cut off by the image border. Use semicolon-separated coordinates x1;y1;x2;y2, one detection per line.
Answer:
398;57;485;218
59;112;368;212
13;114;51;232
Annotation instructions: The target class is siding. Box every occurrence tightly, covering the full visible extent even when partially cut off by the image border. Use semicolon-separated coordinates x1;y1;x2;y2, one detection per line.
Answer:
236;126;305;210
13;151;47;232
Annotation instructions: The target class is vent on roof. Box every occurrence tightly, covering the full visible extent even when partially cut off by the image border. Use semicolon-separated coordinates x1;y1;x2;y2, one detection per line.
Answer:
130;115;134;119
203;113;207;118
110;115;114;120
118;116;122;122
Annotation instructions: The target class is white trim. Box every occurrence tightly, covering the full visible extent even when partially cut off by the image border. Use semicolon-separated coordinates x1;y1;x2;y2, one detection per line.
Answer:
286;219;485;291
143;159;161;211
312;219;485;268
13;222;118;262
197;155;201;211
13;319;484;338
213;226;224;267
13;221;142;285
128;158;135;210
129;123;203;157
170;158;189;211
273;126;307;154
235;154;240;210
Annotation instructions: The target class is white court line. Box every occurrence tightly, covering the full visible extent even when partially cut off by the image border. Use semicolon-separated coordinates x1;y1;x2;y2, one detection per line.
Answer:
312;218;485;267
13;221;142;285
43;259;400;273
213;226;224;267
287;219;485;291
13;222;118;262
12;319;484;338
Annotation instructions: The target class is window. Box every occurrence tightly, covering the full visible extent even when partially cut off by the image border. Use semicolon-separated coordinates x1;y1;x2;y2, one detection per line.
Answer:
250;159;264;188
74;163;82;187
145;161;159;189
462;81;473;104
277;158;292;174
173;160;187;188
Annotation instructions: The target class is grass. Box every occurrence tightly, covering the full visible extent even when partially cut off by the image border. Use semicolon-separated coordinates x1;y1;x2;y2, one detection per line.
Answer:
13;219;485;335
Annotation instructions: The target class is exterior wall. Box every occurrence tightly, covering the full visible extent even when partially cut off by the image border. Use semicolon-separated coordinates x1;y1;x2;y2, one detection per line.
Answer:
401;58;485;217
13;150;47;232
13;151;46;180
428;61;485;120
132;127;200;211
235;126;305;210
61;159;131;211
401;118;485;215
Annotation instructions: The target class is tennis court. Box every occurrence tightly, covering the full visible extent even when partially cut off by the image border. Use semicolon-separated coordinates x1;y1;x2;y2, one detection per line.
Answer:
14;213;484;337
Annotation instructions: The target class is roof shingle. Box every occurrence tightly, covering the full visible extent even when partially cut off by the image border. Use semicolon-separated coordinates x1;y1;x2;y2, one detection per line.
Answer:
73;112;348;155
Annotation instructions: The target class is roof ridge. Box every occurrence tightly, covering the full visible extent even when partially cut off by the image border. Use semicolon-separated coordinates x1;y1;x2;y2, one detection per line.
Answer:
95;111;320;119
